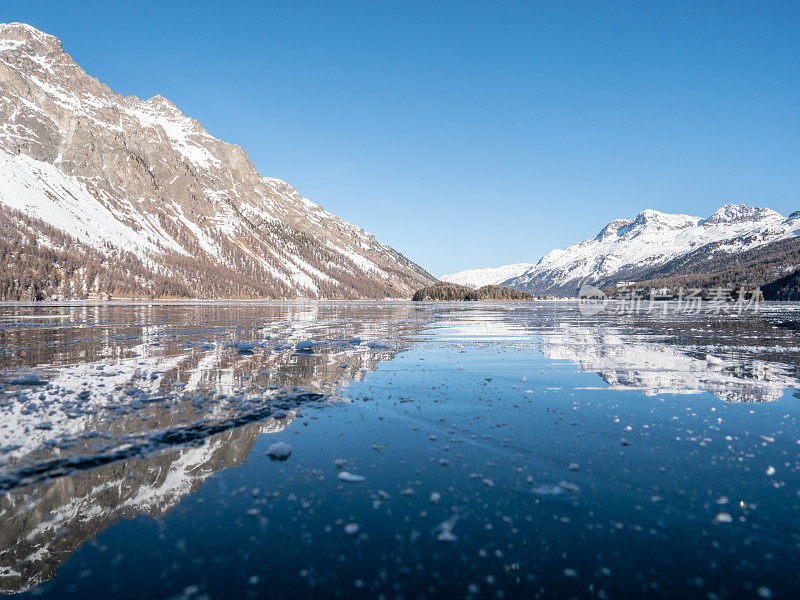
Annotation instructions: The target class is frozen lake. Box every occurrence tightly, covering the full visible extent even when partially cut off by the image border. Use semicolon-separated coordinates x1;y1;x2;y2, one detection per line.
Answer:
0;301;799;598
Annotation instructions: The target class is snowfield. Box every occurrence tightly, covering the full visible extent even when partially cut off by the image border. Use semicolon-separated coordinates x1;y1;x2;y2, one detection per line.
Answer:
439;263;536;288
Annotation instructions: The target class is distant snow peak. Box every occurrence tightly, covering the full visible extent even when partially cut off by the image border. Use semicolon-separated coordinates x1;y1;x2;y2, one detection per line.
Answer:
703;204;782;226
632;209;697;230
439;263;536;289
462;204;796;297
143;94;179;110
595;218;634;241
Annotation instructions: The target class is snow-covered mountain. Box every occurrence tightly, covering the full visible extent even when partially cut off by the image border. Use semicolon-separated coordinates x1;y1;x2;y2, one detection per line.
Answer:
0;23;434;299
439;262;536;288
497;205;800;296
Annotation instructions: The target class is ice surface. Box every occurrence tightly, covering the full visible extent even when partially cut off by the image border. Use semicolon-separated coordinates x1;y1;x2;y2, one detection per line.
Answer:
1;301;799;598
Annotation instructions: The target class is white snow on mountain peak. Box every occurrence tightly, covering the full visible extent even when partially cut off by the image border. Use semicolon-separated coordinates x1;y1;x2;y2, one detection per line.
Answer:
0;22;59;48
452;204;798;294
631;209;698;230
440;263;537;288
595;218;634;241
703;204;783;226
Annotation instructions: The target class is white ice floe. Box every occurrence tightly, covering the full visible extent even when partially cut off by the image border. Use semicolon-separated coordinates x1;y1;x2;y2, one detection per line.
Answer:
265;442;292;461
344;523;359;536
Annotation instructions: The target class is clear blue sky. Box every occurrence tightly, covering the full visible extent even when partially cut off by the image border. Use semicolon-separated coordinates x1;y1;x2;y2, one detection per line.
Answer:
2;1;799;275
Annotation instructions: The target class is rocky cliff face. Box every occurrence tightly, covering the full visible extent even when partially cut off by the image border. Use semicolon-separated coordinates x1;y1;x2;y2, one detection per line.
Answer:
0;23;435;299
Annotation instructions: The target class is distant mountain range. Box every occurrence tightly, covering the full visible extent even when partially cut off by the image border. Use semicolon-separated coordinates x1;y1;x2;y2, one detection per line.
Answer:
0;23;434;300
439;263;535;289
443;205;800;297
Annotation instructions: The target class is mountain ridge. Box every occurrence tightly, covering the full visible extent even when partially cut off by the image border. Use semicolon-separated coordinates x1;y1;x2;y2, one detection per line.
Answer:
445;204;799;296
0;22;435;300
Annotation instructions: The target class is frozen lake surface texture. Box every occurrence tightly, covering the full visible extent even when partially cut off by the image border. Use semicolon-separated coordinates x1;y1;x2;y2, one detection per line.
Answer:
0;301;798;599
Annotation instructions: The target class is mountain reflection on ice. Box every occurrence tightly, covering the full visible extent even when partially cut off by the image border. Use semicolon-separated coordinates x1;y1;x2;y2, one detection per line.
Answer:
0;420;284;593
0;302;424;594
540;323;798;403
428;302;800;403
0;301;799;598
0;303;421;482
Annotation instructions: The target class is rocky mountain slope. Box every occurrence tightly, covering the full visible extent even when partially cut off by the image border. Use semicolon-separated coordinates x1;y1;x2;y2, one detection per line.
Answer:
602;233;800;299
456;205;799;296
0;23;435;300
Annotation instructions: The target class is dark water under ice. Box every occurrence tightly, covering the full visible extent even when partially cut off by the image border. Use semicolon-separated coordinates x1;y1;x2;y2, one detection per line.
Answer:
0;301;799;599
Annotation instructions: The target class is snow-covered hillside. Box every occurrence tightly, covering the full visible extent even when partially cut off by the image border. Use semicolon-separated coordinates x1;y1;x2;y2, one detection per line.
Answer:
439;263;535;288
0;22;434;299
490;205;800;295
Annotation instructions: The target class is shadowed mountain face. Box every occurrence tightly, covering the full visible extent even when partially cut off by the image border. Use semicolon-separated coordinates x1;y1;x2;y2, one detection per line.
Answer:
0;302;432;594
0;23;435;300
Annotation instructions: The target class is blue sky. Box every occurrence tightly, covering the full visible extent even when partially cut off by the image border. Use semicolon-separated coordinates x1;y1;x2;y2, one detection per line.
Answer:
2;1;798;275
